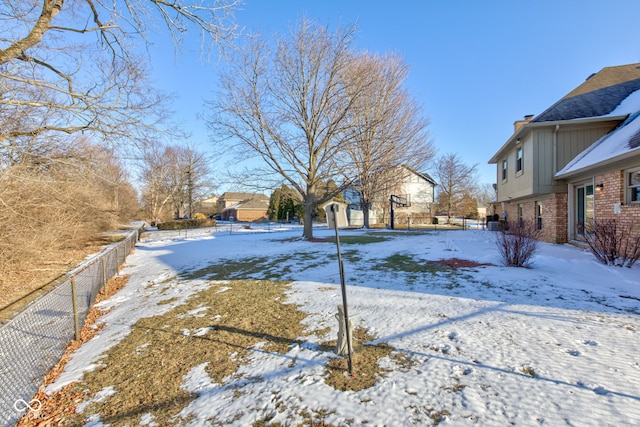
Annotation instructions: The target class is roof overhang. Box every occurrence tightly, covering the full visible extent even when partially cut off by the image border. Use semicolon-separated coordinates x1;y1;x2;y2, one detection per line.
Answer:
555;148;640;180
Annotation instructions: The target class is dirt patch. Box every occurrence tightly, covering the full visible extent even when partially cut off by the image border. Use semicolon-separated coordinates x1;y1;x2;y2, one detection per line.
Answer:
429;258;494;269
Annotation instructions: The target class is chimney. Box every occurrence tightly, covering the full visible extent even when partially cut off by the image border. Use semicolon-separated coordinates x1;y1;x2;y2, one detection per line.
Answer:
513;114;534;132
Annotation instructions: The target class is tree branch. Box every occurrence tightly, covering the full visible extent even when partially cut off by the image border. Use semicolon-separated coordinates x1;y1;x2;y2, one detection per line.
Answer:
0;0;63;65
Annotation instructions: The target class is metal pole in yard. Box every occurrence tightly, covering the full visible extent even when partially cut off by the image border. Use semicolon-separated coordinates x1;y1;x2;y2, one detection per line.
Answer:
331;204;354;377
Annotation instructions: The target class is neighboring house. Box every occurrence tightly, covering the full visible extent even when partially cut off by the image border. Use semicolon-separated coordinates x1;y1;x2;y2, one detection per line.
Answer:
217;192;270;221
344;165;437;226
488;63;640;244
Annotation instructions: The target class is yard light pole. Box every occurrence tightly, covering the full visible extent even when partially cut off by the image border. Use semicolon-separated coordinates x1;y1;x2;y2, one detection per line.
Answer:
330;204;354;377
186;167;193;219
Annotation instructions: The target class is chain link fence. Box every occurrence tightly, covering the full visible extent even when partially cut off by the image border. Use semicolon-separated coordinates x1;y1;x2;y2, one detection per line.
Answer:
0;230;139;426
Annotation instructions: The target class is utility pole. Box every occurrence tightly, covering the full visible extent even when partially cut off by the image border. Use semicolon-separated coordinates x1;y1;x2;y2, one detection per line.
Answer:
186;167;193;219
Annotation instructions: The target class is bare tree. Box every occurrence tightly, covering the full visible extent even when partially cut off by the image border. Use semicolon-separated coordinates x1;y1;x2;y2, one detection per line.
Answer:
208;18;364;239
474;182;497;207
434;153;477;223
1;0;240;152
343;52;434;228
140;142;211;222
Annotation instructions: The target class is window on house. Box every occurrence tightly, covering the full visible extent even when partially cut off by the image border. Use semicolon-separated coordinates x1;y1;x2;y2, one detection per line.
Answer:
535;201;542;230
517;203;523;226
502;160;507;181
628;168;640;203
516;146;523;173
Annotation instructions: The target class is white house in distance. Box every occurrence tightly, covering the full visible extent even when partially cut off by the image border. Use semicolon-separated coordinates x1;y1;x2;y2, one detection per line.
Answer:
344;165;437;227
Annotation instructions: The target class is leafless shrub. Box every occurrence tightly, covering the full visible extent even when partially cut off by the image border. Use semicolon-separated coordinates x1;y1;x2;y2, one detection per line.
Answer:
584;220;640;268
0;141;140;308
495;220;541;267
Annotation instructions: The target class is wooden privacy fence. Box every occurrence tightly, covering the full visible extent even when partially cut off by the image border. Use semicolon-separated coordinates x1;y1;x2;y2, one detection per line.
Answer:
0;229;139;426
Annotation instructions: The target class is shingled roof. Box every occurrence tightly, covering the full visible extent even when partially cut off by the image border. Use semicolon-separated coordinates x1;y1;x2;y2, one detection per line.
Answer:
556;98;640;178
533;63;640;122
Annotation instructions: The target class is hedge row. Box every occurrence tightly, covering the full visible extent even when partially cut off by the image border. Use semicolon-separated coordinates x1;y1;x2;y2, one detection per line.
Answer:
156;218;217;230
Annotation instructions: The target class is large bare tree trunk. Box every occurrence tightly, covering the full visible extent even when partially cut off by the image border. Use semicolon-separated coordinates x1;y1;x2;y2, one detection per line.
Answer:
303;191;316;239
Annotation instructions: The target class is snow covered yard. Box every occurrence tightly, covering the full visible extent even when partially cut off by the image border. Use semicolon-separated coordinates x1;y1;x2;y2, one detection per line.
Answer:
43;225;640;426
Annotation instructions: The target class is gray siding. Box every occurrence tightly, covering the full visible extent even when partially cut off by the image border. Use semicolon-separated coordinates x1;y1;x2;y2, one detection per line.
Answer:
556;125;615;170
534;130;555;191
496;136;533;201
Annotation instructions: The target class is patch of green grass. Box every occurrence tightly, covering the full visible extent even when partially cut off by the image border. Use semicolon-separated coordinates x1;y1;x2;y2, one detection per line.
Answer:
373;254;448;274
325;234;390;245
183;253;331;281
326;249;363;264
362;230;431;238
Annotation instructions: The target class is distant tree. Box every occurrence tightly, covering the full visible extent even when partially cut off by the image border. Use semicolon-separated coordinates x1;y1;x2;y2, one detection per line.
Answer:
434;153;477;223
140;143;211;222
459;190;479;219
208;18;369;239
474;182;497;208
343;52;435;228
268;185;302;222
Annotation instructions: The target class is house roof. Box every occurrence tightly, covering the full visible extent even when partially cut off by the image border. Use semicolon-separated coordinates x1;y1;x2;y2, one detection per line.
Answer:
402;165;437;186
224;197;269;211
490;63;640;166
219;192;269;202
533;63;640;123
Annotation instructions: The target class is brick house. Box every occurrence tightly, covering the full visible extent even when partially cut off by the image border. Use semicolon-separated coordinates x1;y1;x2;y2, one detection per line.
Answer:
488;63;640;244
217;192;270;222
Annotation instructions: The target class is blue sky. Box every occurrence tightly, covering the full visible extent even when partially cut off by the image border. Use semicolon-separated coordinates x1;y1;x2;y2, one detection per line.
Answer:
148;0;640;188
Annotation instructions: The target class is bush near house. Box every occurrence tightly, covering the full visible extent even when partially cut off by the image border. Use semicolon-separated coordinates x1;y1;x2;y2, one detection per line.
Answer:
584;220;640;268
495;220;541;267
156;218;217;230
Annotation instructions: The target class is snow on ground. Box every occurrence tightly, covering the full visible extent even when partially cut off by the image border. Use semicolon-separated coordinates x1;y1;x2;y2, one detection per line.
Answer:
49;224;640;426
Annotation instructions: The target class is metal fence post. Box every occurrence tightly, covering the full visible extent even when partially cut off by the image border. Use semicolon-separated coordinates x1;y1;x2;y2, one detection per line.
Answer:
101;257;108;295
71;277;80;341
